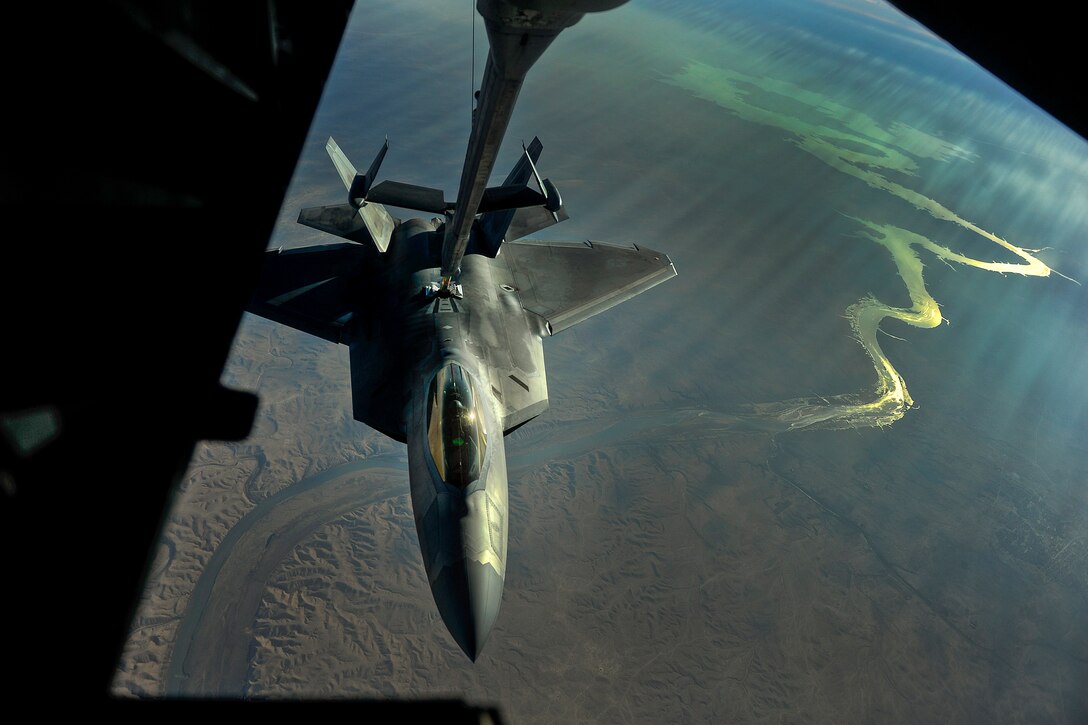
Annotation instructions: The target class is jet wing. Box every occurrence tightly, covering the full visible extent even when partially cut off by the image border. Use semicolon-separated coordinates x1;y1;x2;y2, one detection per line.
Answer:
246;243;370;344
500;239;676;335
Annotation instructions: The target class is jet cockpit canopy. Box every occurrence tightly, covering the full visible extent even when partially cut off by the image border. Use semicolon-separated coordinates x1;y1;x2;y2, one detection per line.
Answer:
427;363;487;488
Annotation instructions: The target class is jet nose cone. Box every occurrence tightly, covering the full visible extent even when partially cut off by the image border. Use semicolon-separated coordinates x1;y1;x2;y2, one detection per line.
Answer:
431;559;505;661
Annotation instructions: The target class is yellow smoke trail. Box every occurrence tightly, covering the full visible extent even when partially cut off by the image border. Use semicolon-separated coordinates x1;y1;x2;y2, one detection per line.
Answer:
668;61;1059;430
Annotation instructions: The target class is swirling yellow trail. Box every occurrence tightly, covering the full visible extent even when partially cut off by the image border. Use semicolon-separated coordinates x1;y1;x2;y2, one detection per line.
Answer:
668;62;1058;430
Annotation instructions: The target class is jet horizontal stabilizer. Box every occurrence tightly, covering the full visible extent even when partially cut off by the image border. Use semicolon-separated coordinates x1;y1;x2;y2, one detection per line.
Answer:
298;203;394;253
505;204;569;242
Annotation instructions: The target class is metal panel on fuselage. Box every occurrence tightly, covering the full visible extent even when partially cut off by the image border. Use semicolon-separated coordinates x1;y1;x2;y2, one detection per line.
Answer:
455;253;549;433
346;214;551;441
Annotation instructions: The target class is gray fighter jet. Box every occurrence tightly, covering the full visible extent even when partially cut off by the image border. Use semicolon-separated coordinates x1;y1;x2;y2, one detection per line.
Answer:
247;0;675;660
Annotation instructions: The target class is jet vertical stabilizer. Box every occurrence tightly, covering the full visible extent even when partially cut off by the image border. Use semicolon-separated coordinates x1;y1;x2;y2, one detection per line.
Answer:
298;137;396;252
477;137;568;255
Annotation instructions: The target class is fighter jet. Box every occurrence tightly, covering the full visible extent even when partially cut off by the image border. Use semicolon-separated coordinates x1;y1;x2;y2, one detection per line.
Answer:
247;0;675;660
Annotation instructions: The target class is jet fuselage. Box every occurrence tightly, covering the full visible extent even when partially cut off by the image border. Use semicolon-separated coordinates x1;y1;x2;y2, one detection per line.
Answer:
345;216;544;658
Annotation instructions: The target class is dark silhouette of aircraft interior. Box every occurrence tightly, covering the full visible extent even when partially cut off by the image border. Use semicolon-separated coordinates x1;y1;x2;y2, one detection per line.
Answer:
0;0;1079;710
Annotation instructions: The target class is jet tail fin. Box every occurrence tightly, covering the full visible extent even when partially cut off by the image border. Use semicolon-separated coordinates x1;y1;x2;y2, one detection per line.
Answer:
328;136;389;203
326;137;359;192
309;137;395;252
477;137;567;255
